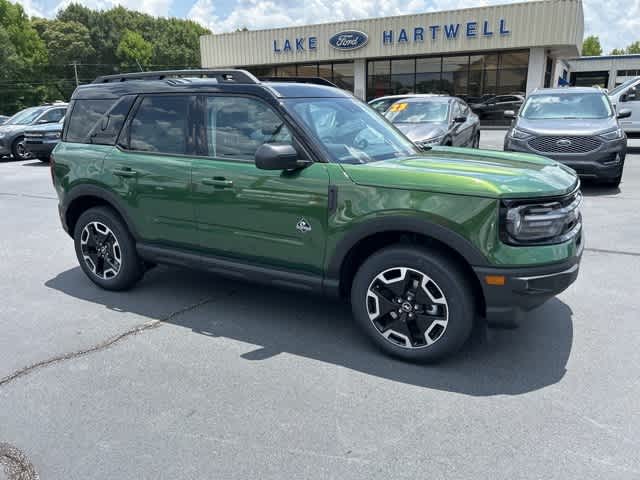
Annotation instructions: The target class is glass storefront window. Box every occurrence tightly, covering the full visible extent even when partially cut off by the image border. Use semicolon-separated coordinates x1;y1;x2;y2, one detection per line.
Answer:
332;62;354;91
368;60;392;99
277;65;297;76
297;64;319;76
391;58;415;94
442;55;469;96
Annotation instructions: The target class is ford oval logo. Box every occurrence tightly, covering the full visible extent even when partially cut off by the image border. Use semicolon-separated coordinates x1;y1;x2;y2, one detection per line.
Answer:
556;139;573;147
329;30;368;51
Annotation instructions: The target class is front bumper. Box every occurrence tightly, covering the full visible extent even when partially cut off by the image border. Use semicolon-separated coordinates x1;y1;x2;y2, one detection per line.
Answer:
473;232;583;326
0;138;10;155
505;136;626;180
24;139;58;158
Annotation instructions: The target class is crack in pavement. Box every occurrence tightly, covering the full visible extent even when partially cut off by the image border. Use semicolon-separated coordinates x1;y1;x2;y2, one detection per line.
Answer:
0;443;39;480
585;247;640;257
0;295;226;388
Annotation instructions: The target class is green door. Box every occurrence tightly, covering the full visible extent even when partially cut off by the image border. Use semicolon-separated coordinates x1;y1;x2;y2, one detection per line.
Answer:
103;94;198;247
192;95;330;275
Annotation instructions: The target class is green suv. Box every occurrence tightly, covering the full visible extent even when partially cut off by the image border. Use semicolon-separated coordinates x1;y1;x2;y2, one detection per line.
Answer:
51;70;583;362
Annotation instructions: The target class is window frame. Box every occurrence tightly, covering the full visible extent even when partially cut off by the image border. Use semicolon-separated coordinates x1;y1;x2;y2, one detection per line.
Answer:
117;93;198;158
197;93;313;165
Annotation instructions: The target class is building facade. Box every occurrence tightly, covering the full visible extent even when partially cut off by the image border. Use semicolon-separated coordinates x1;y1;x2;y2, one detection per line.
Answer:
200;0;583;103
568;55;640;90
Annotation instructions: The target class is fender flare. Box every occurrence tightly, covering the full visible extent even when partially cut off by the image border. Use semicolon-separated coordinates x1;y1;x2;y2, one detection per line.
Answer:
325;216;489;281
63;184;141;239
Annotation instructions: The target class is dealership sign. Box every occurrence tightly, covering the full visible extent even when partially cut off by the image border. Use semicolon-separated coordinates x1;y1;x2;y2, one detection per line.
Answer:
329;31;368;50
273;18;510;53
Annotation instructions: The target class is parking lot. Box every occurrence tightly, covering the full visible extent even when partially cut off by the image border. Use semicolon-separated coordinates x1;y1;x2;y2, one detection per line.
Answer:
1;130;639;479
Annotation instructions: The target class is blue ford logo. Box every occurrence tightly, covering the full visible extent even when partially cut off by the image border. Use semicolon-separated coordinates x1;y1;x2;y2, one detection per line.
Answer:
329;30;368;50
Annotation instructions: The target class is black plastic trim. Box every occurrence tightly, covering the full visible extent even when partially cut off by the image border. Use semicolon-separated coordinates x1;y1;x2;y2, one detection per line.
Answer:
137;243;324;294
326;216;490;281
328;185;338;214
62;185;142;239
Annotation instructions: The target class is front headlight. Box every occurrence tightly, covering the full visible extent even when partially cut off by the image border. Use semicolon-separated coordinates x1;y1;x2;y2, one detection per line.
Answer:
599;128;624;141
44;131;61;139
509;127;532;140
502;190;583;244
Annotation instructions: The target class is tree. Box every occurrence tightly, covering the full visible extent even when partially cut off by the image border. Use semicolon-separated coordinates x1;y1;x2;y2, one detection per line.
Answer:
626;41;640;54
610;48;626;55
40;20;95;65
116;29;153;69
582;35;602;56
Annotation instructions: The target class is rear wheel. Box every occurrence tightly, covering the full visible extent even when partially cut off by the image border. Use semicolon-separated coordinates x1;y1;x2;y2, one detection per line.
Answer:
73;207;144;291
351;246;475;362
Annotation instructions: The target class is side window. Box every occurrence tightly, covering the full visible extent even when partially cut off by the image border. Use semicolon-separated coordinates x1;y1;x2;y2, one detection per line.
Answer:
129;95;191;155
66;100;116;143
88;96;135;146
460;101;470;116
204;96;292;160
451;102;462;119
40;108;66;123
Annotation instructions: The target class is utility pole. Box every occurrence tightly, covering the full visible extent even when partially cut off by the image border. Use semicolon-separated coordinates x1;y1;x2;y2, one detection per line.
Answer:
72;61;79;86
135;59;143;72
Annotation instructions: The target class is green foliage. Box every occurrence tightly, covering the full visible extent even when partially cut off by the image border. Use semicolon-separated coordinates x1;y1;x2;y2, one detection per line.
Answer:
117;30;153;68
610;48;626;55
582;35;603;56
625;41;640;54
0;0;211;115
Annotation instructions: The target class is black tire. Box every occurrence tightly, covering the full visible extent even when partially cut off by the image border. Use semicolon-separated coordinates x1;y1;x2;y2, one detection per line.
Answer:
73;206;144;291
350;246;475;363
472;131;481;148
11;137;31;161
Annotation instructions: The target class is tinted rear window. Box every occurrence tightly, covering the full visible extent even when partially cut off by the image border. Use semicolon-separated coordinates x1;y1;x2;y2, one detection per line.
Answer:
87;96;136;146
65;99;116;143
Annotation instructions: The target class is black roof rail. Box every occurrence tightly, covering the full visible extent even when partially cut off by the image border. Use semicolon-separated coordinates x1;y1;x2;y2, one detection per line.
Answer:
92;69;260;84
259;76;338;88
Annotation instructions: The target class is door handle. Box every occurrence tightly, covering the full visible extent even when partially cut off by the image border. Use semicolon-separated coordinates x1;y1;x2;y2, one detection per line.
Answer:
202;178;233;187
112;167;137;178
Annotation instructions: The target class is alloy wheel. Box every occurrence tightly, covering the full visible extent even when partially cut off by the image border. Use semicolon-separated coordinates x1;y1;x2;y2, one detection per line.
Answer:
80;221;122;280
366;267;449;349
14;140;31;160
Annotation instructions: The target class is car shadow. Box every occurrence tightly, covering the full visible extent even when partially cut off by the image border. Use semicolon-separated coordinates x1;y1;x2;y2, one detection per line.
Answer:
22;160;48;167
45;266;573;397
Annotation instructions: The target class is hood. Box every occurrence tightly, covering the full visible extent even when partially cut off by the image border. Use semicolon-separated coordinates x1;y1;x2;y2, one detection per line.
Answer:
0;124;26;134
515;116;618;136
394;123;447;142
340;147;578;199
25;122;63;133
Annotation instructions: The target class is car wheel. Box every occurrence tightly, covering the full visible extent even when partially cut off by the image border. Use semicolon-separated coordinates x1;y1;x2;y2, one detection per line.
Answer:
73;206;144;291
350;246;475;362
11;137;32;161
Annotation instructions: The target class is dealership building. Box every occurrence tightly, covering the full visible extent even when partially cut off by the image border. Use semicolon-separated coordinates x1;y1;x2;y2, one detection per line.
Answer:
200;0;584;102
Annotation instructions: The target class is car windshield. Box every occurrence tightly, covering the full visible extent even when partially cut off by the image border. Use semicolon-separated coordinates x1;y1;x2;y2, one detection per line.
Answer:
609;78;638;96
4;107;46;126
369;98;401;113
285;97;419;164
384;101;449;124
520;92;613;119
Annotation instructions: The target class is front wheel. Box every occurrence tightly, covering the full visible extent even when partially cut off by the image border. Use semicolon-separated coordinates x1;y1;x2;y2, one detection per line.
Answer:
11;137;31;161
350;246;475;362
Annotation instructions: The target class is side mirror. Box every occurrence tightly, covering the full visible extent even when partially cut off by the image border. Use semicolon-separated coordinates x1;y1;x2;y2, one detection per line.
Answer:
617;108;632;119
453;116;467;124
255;143;311;170
37;118;51;124
503;110;516;119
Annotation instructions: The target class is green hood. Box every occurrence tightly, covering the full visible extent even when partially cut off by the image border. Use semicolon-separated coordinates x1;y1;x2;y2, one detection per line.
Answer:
340;146;578;199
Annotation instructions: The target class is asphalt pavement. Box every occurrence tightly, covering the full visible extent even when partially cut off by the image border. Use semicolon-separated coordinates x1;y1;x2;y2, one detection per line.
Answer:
1;131;639;479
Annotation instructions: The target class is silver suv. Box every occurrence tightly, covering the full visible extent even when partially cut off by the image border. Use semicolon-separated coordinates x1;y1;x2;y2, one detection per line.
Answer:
504;88;630;187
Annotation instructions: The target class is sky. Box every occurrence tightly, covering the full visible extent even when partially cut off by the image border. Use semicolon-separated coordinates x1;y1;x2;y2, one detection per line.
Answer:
12;0;640;53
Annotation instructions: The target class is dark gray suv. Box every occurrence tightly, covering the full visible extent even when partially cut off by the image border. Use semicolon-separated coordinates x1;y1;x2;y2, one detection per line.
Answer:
504;88;629;187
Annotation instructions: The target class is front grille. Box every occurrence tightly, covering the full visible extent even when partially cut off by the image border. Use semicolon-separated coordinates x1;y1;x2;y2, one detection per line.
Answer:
528;136;602;154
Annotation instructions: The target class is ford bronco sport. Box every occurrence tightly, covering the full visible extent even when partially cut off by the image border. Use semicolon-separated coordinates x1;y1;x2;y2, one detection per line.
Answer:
51;70;583;362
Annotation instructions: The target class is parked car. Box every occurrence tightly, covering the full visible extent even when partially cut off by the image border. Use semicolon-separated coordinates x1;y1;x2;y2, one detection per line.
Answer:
608;77;640;133
0;103;67;161
504;87;629;187
384;96;480;148
368;94;443;113
24;117;64;162
52;69;582;362
470;94;524;119
0;115;9;125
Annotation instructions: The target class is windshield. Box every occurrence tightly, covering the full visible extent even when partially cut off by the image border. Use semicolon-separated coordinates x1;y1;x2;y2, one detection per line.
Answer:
384;101;449;124
285;97;419;164
520;92;613;120
4;107;46;126
609;78;638;97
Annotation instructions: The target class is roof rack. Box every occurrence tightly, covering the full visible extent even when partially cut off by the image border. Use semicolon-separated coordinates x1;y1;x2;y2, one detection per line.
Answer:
259;76;338;88
92;69;260;84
